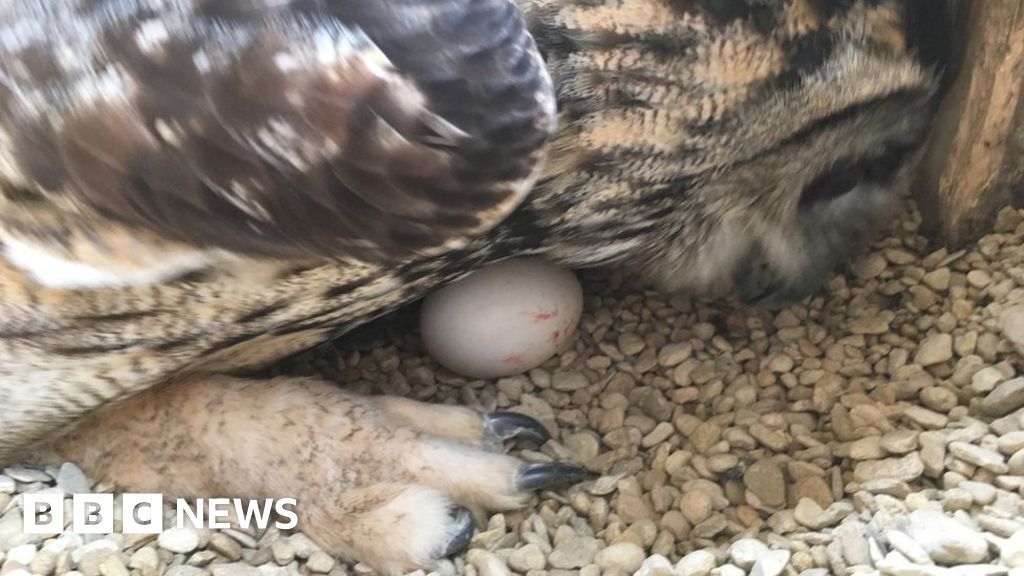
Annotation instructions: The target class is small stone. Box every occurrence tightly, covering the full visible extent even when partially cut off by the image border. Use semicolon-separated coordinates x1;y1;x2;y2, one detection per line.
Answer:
594;543;645;573
744;459;786;507
861;478;913;498
848;437;885;460
886;530;932;565
973;367;1006;394
923;269;951;291
657;343;693;367
853;453;924;483
942;488;973;511
959;481;997;505
850;316;891;335
128;548;160;573
679;491;713;525
915;334;953;366
209;533;243;561
271;541;295;566
854;254;887;279
750;550;790;576
690;422;722;454
1001;306;1024;354
552;371;588;391
905;509;988;565
158;527;200;554
303;552;334;574
949;442;1009;474
791;476;833;508
508;544;546;573
639;555;674;576
618;333;646;356
467;549;510;576
1002;530;1024;567
904;406;949;429
549;535;600;569
0;475;14;494
642;422;675;447
55;463;91;495
920;431;948;477
692;514;727;539
4;467;50;482
98;556;129;576
983;378;1024;417
729;539;768;570
999;431;1024;455
881;430;919;454
675;550;716;576
920;387;958;413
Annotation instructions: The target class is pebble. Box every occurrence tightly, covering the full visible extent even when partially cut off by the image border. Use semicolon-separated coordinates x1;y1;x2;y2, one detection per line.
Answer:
208;534;242;562
55;463;91;495
882;430;920;454
904;406;949;429
508;544;546;572
158;528;201;555
594;543;645;573
675;550;716;576
949;442;1009;474
854;453;924;483
1000;307;1024;354
127;548;159;573
467;549;510;576
744;459;786;507
915;334;953;366
983;379;1024;417
728;538;768;570
1001;531;1024;568
750;550;790;576
679;491;713;525
548;536;600;569
905;509;988;565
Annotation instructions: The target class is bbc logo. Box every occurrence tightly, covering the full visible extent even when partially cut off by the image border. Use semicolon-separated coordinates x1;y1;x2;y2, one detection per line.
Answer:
23;493;165;534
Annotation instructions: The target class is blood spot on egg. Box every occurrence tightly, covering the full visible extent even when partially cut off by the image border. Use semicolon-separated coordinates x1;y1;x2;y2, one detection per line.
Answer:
530;308;558;323
550;329;561;343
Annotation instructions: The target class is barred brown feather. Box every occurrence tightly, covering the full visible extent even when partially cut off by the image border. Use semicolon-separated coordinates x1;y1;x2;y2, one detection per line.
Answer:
0;0;556;266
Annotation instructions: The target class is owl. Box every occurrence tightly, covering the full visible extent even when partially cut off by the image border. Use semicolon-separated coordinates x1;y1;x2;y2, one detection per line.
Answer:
0;0;937;573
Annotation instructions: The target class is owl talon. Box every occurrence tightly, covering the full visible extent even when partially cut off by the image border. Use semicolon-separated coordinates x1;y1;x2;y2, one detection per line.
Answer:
483;411;551;446
440;507;476;558
517;463;596;491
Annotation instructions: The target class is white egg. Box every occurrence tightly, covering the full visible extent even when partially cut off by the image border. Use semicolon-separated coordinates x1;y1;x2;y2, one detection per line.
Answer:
419;257;583;379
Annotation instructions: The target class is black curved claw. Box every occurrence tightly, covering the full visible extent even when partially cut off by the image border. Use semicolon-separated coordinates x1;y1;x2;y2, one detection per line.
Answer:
440;507;475;558
517;463;598;492
484;412;551;445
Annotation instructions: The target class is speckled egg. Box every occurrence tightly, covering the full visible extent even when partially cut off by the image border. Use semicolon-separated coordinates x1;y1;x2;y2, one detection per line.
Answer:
419;258;583;379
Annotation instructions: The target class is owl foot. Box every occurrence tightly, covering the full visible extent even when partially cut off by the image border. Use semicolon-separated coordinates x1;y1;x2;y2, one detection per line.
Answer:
55;375;593;575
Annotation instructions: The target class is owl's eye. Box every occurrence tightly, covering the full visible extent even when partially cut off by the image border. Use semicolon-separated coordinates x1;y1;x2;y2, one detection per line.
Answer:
798;158;866;207
798;144;915;207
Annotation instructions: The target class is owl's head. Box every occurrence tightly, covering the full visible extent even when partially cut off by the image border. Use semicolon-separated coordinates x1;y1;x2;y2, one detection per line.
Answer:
608;0;944;308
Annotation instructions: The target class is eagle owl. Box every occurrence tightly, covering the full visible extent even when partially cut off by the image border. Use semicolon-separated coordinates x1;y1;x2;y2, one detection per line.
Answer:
0;0;937;573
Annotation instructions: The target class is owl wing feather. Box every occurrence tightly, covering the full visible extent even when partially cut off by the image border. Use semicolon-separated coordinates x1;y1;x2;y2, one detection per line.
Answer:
0;0;556;269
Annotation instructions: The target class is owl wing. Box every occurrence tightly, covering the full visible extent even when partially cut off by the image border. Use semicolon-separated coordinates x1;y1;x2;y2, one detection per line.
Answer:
0;0;556;268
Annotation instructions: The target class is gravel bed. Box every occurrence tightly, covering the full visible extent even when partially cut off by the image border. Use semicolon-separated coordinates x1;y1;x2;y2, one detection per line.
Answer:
2;204;1024;576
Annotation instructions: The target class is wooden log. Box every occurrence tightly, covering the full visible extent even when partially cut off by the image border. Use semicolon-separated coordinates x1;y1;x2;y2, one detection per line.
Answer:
915;0;1024;244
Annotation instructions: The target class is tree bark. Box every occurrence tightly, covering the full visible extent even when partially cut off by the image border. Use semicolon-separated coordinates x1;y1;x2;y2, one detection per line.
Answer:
916;0;1024;244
